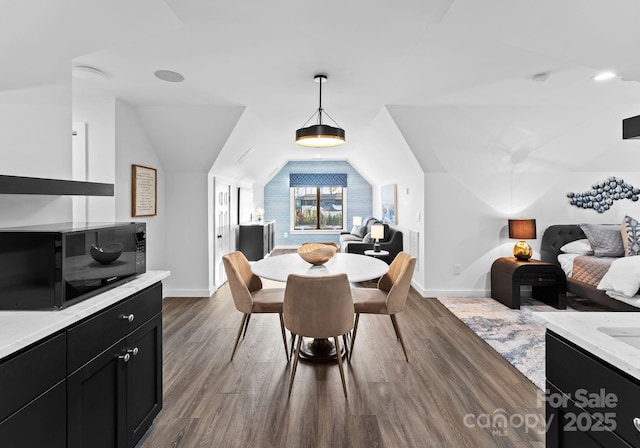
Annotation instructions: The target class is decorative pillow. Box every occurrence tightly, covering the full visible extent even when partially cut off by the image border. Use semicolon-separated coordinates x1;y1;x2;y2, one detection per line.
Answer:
621;215;640;256
350;225;366;238
579;223;624;257
597;256;640;297
365;217;383;234
560;239;593;255
362;232;373;243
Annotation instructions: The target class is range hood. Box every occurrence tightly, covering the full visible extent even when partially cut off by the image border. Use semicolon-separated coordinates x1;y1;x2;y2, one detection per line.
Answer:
0;175;114;196
623;114;640;139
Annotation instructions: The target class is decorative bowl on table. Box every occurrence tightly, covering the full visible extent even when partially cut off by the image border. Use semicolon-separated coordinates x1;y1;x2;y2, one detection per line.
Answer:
90;242;124;265
297;243;338;265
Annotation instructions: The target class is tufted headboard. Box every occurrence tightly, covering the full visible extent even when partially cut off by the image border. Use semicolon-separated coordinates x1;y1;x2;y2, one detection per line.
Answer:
539;225;586;265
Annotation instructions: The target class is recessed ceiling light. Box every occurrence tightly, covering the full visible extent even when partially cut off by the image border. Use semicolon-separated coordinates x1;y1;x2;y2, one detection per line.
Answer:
72;65;106;79
594;71;616;81
154;70;184;83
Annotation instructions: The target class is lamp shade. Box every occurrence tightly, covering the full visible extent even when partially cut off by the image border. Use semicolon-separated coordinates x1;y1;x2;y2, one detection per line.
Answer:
371;224;385;240
352;216;362;226
295;125;345;147
508;219;536;240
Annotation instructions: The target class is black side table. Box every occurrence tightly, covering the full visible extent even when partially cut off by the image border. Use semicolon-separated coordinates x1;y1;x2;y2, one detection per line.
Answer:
490;257;567;309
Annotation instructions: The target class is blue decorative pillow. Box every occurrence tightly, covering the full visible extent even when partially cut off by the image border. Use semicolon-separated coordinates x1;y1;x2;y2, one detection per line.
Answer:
621;215;640;256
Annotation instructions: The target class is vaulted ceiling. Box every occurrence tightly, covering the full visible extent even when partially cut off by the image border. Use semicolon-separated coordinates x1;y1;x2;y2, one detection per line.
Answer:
4;0;640;182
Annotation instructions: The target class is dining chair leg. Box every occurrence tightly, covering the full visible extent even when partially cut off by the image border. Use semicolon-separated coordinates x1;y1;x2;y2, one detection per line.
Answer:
279;314;289;362
389;314;401;341
342;334;349;360
288;337;303;398
349;313;360;362
289;334;297;362
334;336;348;398
390;314;409;362
230;313;248;362
242;314;252;339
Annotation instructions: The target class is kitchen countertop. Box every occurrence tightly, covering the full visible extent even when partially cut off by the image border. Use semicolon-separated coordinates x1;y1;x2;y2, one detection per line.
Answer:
534;311;640;380
0;270;170;360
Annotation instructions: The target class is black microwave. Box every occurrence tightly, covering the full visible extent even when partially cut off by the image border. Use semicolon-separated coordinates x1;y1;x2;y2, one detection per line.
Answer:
0;222;146;310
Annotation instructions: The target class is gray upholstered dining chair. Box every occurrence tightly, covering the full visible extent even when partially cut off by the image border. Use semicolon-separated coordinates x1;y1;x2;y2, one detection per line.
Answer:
283;273;354;398
349;252;416;362
222;251;289;362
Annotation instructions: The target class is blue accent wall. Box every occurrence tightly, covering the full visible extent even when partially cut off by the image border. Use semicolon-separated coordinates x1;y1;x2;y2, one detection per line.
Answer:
264;161;372;247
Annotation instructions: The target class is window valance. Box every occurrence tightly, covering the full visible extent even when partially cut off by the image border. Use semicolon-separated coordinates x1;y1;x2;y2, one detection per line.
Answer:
289;173;347;188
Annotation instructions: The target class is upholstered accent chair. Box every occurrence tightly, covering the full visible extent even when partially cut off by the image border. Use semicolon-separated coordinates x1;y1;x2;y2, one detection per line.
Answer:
283;273;354;398
222;251;288;362
349;252;416;362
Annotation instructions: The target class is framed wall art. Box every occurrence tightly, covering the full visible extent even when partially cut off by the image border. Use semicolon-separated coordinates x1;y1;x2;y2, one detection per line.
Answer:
132;164;157;217
381;184;397;224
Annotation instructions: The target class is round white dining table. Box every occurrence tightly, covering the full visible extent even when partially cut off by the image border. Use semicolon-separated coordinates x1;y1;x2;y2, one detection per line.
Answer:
251;252;389;363
251;252;389;283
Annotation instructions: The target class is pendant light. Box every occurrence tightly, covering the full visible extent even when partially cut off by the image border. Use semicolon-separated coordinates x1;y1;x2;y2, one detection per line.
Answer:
295;74;345;147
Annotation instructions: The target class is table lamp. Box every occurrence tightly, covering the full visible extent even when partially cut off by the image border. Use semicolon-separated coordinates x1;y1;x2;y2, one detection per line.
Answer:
508;219;536;261
371;224;385;252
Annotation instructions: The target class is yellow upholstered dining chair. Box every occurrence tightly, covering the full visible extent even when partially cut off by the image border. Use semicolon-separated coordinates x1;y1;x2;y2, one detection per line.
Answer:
283;273;354;398
222;251;289;362
349;252;416;362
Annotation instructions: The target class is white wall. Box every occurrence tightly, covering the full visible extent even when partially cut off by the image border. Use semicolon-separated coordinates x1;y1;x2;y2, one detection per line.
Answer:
163;172;210;296
114;100;166;272
355;108;427;292
0;84;73;226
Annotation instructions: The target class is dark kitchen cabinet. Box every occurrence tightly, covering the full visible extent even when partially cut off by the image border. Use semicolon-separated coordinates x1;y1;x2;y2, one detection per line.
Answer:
0;281;163;448
67;339;128;448
67;283;163;448
238;221;274;261
0;381;67;448
546;331;640;448
126;313;163;446
0;333;67;448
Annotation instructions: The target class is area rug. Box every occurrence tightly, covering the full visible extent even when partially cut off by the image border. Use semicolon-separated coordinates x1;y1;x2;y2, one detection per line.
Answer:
435;297;603;391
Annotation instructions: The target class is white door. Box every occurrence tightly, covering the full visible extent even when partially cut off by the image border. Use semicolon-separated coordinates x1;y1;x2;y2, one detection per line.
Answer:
214;178;231;288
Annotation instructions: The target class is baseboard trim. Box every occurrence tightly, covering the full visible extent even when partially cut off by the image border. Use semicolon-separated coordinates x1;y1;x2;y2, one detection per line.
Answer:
411;280;427;297
164;288;214;298
425;290;490;298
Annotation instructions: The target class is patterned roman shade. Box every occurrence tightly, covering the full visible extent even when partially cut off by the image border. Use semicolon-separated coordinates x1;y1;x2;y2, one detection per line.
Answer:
289;173;347;187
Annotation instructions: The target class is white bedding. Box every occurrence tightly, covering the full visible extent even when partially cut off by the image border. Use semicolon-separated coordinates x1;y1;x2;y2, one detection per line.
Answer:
557;253;579;277
597;256;640;306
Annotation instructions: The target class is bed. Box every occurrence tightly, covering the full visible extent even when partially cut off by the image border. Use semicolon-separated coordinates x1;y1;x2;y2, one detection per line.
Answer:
540;224;640;311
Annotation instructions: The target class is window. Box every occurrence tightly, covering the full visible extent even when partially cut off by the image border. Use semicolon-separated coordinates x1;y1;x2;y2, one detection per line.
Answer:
293;186;344;230
289;173;347;231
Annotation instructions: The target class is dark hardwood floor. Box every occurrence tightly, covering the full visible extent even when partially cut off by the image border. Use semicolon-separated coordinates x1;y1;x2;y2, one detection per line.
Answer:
137;284;545;448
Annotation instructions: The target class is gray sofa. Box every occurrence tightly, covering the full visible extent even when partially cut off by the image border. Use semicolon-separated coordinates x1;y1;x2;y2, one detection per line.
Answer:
339;217;403;264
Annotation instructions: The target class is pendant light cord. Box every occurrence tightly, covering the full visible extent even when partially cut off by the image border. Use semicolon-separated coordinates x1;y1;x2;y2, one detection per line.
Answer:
318;78;323;125
297;74;342;129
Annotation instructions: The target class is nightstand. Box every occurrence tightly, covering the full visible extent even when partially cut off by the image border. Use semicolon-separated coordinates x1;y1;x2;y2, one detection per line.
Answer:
490;257;567;309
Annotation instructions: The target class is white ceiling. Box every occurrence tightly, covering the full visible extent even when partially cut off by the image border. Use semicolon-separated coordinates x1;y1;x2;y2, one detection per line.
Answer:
4;0;640;181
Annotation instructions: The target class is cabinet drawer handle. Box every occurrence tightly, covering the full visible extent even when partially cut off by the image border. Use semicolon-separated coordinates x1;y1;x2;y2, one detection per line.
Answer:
121;314;135;323
127;347;139;357
118;353;131;363
634;417;640;433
